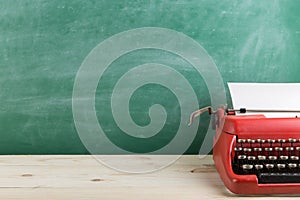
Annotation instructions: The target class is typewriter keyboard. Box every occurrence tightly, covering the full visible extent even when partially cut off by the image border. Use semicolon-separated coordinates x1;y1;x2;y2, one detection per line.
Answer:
232;138;300;183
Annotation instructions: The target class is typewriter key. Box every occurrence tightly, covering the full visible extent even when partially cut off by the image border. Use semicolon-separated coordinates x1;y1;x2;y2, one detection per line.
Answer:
291;156;299;160
242;164;253;170
269;156;277;160
277;164;286;169
278;139;286;143
265;164;274;169
255;165;263;170
238;139;246;143
286;147;294;151
258;155;266;160
280;155;289;160
268;139;276;143
275;147;283;151
289;138;297;143
296;147;300;151
243;148;252;152
247;139;255;143
254;148;262;152
238;155;247;160
288;163;297;169
234;147;243;152
248;156;256;160
265;148;273;152
257;139;265;143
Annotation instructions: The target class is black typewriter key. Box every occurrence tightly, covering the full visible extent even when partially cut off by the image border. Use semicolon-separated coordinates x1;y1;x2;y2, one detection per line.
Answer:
255;164;263;170
238;139;246;143
277;164;286;169
237;139;246;145
258;155;266;160
291;156;299;161
288;163;297;169
242;164;253;173
257;139;265;143
280;155;289;160
248;156;256;161
234;147;243;152
265;164;274;169
289;138;297;143
286;147;294;151
275;147;283;152
278;139;286;143
288;163;298;173
268;139;276;143
254;148;262;152
243;148;252;153
242;164;253;169
277;164;286;174
265;147;273;152
269;156;277;161
247;139;255;143
238;155;247;160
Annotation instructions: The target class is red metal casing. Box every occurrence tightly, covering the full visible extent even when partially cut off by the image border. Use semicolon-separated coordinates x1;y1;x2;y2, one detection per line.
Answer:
213;109;300;194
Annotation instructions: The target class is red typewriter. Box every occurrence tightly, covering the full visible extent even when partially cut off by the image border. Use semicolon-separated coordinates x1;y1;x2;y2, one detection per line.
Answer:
190;106;300;194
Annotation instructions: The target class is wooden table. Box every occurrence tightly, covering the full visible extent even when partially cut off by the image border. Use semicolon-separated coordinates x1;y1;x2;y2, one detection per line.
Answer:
0;155;298;199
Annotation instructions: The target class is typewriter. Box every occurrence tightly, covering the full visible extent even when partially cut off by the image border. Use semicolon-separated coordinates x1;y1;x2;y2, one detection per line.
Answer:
189;106;300;194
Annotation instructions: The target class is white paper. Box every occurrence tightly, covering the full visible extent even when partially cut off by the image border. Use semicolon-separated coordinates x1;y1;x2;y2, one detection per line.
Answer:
228;83;300;118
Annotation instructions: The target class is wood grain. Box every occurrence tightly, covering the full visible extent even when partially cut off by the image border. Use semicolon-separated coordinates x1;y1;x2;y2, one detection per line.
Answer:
0;155;298;199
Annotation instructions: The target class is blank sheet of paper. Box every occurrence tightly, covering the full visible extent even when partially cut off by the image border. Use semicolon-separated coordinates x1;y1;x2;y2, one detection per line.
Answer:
228;83;300;118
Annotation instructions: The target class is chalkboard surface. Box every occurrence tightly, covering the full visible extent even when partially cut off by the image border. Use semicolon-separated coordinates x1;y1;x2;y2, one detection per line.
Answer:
0;0;300;154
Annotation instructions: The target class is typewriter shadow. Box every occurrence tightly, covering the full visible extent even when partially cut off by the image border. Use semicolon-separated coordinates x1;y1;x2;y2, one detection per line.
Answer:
202;169;300;198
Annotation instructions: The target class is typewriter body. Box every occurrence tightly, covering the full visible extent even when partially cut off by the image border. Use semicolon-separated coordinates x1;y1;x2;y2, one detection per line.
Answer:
213;108;300;194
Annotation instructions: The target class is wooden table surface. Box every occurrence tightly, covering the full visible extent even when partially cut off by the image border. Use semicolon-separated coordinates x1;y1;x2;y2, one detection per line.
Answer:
0;155;299;200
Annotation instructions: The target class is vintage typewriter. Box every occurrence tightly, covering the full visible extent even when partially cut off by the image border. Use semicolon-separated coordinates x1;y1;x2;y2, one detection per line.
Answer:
189;106;300;194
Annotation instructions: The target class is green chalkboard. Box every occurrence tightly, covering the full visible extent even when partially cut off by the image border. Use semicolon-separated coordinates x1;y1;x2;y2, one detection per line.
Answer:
0;0;300;154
